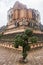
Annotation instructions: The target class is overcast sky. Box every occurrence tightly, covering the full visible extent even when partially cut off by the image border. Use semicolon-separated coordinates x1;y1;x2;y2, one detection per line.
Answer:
0;0;43;27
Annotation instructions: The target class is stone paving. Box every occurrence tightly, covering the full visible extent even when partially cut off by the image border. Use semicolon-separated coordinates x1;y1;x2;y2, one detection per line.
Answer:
0;46;43;65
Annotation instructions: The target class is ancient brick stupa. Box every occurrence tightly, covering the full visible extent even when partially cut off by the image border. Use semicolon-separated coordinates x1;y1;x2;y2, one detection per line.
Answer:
4;1;41;35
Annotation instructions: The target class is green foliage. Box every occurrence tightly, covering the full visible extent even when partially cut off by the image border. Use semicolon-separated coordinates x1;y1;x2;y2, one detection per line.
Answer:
14;29;37;61
24;29;33;36
30;36;37;43
14;39;19;48
15;34;20;39
0;34;3;39
22;33;28;41
14;34;25;47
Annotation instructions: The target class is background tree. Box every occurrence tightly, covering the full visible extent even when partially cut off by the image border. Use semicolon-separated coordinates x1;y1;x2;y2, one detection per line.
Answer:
0;34;3;39
14;29;37;62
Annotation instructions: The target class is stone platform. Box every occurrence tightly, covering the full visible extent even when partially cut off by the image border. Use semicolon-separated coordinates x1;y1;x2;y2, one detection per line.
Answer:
0;46;43;65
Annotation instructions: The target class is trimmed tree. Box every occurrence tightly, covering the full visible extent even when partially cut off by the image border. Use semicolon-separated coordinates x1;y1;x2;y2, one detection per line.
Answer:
14;29;37;62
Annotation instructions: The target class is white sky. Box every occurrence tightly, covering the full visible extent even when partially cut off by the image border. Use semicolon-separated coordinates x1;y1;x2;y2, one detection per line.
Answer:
0;0;43;27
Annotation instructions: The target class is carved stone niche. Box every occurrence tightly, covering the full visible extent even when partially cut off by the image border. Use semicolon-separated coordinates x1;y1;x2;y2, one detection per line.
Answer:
14;20;19;28
22;18;28;26
19;18;28;26
19;22;23;26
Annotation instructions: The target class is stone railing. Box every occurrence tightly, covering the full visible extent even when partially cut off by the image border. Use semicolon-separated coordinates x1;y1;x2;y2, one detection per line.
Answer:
30;43;43;49
0;41;22;51
0;41;43;51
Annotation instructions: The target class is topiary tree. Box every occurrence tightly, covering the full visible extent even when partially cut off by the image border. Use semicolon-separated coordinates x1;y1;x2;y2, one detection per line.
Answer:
14;29;37;63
